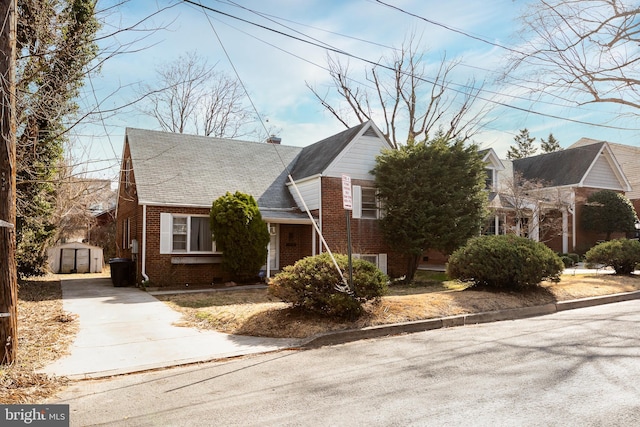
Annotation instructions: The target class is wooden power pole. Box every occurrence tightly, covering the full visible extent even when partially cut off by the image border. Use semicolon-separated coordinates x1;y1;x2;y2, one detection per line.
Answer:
0;0;18;364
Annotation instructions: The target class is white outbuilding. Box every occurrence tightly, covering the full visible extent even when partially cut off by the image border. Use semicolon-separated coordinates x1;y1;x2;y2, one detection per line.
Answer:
47;242;104;274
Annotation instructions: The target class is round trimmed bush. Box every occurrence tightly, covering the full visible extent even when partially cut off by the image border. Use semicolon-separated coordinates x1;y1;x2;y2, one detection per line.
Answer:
584;239;640;275
446;234;564;290
268;253;388;319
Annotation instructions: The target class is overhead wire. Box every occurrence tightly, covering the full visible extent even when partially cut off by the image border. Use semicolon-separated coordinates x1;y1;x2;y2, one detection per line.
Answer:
182;0;640;132
196;2;351;291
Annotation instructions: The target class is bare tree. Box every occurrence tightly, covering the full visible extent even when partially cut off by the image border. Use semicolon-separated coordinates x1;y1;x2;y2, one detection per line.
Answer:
139;51;256;138
51;151;115;245
307;34;490;147
506;0;640;110
492;171;567;244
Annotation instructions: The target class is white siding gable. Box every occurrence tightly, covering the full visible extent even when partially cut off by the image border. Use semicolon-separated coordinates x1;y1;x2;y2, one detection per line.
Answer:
288;177;320;211
324;134;389;180
583;153;625;190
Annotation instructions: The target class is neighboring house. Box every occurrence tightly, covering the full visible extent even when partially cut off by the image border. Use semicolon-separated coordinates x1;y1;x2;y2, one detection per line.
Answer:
115;121;400;287
569;138;640;215
483;141;631;254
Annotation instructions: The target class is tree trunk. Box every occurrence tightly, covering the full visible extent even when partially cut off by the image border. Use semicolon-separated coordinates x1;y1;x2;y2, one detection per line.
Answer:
0;0;18;365
404;254;421;284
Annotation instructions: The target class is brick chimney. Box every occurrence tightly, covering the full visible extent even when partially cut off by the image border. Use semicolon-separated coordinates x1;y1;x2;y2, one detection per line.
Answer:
266;135;281;144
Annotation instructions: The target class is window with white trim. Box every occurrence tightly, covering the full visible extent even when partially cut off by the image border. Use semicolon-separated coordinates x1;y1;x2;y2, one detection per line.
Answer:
354;253;387;274
485;168;495;190
160;213;216;254
353;185;380;219
361;188;379;219
359;254;378;265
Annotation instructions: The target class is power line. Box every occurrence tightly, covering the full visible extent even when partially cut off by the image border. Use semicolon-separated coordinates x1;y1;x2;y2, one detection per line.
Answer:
182;0;640;132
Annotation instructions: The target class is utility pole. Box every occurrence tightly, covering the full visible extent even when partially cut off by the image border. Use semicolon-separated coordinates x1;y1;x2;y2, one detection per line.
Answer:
0;0;18;364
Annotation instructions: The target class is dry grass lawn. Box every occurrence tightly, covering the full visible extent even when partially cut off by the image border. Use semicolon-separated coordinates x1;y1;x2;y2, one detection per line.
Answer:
3;270;640;404
157;272;640;339
0;276;77;404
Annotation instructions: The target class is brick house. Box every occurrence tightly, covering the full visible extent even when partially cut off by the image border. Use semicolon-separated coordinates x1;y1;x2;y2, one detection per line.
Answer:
569;138;640;217
115;121;400;287
482;141;632;255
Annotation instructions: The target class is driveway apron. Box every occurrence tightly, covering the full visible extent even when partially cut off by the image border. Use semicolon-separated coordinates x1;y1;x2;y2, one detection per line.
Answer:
40;277;301;379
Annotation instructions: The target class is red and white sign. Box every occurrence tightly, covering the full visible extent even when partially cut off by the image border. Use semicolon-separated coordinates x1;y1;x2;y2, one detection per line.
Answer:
342;174;352;210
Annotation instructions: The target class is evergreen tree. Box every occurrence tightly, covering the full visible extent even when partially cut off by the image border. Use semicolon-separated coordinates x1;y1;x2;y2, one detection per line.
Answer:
15;0;100;276
373;135;487;283
582;190;637;240
541;133;561;153
210;192;270;282
506;128;537;159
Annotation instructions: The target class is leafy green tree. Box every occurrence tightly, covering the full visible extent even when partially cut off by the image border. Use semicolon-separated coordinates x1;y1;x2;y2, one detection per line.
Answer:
506;128;537;160
540;133;561;153
210;191;270;282
373;134;487;283
582;190;637;240
15;0;100;276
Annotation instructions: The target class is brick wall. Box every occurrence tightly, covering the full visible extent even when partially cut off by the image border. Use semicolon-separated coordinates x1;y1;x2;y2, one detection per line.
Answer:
115;142;141;282
320;176;404;277
144;206;226;287
574;187;628;254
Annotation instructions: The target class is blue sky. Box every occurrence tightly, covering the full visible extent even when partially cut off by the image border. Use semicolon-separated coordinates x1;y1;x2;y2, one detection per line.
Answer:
77;0;640;181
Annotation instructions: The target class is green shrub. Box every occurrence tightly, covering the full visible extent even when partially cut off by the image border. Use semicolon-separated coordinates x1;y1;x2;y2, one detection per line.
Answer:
560;256;575;268
446;234;564;290
558;253;580;268
567;253;580;264
584;239;640;275
269;253;388;319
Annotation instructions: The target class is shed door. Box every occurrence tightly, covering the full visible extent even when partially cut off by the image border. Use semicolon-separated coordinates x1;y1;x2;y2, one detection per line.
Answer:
75;249;90;273
60;249;76;273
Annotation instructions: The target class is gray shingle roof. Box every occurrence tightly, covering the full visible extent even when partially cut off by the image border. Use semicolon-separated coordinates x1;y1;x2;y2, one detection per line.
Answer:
290;122;368;180
126;128;303;209
512;142;605;186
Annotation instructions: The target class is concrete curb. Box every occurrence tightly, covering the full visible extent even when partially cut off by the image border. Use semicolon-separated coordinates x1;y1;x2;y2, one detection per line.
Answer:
302;290;640;348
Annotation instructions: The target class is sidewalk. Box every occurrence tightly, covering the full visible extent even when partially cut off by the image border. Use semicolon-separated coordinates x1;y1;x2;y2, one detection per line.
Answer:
40;277;301;380
41;266;632;380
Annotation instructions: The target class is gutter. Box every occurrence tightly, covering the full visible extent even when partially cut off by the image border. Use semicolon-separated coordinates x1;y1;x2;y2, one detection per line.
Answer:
141;204;149;282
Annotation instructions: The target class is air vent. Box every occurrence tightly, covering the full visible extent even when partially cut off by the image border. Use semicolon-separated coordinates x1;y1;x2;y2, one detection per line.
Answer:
364;127;377;137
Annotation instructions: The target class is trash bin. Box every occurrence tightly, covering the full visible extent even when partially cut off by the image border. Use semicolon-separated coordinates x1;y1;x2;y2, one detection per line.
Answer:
109;258;135;287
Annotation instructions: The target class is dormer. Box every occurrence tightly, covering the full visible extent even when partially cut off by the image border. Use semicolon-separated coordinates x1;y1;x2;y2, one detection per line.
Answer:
480;148;505;191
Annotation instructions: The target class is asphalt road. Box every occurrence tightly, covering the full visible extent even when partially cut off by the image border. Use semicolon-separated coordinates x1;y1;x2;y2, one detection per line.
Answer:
54;300;640;426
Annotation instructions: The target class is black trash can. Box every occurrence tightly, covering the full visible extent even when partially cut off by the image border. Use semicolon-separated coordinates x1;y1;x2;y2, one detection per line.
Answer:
109;258;135;287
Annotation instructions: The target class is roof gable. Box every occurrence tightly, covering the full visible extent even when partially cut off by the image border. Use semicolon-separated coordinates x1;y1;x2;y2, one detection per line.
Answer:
512;142;630;190
481;148;505;171
513;143;605;187
290;122;369;180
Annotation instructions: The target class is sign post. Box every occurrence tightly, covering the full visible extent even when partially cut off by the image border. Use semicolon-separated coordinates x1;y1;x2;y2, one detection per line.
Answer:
342;175;354;294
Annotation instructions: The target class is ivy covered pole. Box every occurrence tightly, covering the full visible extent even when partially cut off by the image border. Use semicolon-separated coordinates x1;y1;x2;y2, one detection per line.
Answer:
0;0;18;364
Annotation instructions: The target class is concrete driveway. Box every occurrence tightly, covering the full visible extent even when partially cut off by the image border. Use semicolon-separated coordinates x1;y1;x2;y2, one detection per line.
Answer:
40;276;302;379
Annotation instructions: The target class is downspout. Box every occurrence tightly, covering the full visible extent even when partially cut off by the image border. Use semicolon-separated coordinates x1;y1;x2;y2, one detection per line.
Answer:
266;222;271;279
568;190;576;252
141;204;149;283
318;177;322;254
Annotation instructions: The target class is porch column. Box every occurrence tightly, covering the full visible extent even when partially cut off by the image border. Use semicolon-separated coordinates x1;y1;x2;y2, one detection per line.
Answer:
562;209;569;253
312;224;317;256
531;207;540;241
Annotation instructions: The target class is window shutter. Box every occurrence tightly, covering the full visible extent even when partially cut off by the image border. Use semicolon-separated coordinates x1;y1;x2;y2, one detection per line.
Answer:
378;253;387;274
352;185;362;219
160;213;172;254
